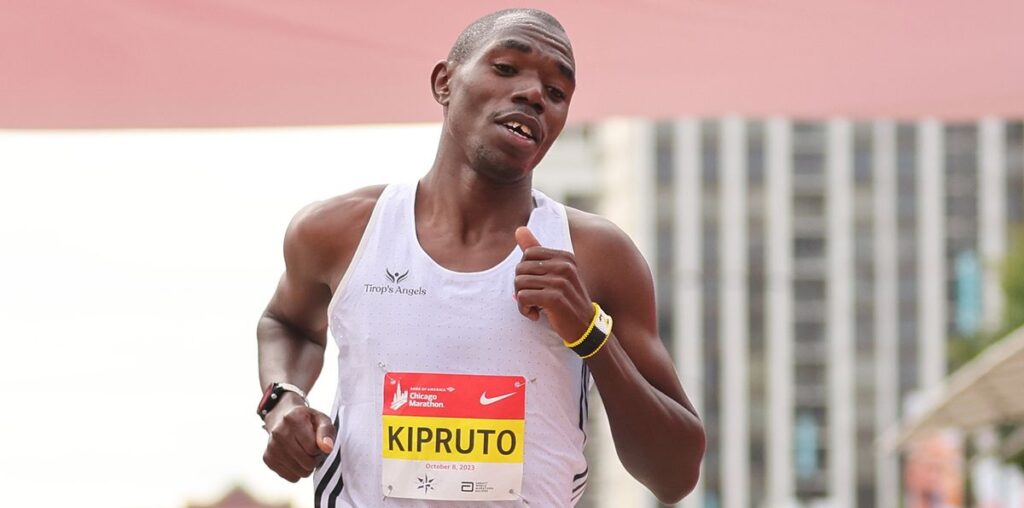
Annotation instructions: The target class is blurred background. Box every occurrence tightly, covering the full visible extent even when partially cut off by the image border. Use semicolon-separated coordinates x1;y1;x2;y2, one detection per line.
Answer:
3;1;1024;507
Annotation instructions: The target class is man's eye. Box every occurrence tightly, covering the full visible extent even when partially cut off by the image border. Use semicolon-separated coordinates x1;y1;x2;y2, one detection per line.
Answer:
494;63;515;75
548;87;565;101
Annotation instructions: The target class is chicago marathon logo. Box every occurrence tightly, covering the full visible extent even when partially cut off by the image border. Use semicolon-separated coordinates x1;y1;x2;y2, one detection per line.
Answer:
364;267;428;296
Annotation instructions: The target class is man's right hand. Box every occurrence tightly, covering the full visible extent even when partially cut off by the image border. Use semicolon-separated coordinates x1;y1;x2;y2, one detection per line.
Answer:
262;394;336;482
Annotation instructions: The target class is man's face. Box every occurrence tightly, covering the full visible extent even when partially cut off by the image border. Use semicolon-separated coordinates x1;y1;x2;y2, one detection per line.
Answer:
442;18;576;183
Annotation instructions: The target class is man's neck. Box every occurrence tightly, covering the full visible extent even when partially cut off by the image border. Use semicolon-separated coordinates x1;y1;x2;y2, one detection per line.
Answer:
416;163;534;244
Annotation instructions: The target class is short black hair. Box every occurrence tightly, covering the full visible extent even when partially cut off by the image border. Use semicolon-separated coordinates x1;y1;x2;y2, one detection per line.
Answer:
447;8;568;64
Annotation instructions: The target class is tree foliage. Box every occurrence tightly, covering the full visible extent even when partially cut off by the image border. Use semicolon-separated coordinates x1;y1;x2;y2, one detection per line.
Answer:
949;226;1024;371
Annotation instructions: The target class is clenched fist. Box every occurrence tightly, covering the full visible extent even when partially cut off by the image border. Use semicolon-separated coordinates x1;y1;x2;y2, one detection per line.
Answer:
513;226;595;343
262;393;336;483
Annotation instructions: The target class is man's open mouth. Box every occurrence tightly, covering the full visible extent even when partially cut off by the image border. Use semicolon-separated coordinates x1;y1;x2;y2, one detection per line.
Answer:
501;120;535;141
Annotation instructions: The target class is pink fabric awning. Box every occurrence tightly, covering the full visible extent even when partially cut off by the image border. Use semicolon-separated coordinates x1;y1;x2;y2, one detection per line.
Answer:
2;0;1022;129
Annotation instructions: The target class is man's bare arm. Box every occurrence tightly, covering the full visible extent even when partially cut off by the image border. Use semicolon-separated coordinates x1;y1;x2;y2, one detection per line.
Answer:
513;211;705;503
574;215;704;503
256;186;383;482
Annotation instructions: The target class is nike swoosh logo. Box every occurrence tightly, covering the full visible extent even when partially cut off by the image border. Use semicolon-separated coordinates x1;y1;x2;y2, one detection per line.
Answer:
479;391;517;406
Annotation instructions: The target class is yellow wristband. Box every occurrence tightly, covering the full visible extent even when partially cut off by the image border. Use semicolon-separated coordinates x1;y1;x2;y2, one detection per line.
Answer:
565;302;613;358
564;302;604;348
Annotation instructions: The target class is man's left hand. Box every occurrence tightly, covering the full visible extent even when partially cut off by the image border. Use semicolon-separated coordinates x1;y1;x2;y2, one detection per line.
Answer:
513;226;595;343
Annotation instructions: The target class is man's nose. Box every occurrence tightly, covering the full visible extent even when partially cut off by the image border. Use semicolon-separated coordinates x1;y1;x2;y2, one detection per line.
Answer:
511;78;544;115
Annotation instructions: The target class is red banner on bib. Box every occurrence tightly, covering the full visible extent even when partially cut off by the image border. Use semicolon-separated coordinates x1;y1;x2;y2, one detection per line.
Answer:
382;372;525;420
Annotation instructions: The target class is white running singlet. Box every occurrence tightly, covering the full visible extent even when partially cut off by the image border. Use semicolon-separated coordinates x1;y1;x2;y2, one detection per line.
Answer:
313;183;591;508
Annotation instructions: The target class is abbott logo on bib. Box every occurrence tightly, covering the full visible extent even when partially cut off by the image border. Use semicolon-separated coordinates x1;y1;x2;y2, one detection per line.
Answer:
381;372;526;501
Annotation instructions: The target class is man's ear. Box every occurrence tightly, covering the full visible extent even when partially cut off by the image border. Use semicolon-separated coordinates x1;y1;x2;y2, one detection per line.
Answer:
431;60;452;107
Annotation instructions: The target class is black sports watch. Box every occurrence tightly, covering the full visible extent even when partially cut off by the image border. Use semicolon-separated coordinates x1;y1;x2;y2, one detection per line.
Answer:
256;382;308;420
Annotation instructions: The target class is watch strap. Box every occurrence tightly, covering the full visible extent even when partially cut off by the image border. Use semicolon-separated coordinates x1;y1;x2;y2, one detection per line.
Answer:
257;382;308;420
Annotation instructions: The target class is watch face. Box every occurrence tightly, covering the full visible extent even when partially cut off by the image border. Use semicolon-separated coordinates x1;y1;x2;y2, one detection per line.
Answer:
595;310;613;335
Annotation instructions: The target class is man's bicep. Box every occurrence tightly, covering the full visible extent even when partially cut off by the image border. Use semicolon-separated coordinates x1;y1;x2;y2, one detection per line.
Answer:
262;207;335;343
264;269;332;343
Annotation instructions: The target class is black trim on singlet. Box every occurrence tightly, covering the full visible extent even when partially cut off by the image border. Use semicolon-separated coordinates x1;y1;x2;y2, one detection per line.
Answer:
571;483;587;504
314;414;344;508
570;466;589;505
577;363;586;431
573;363;591;505
583;364;590;421
578;363;591;446
327;465;345;508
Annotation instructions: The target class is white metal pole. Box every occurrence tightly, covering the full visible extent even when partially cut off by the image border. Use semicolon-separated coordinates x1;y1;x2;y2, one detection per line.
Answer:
826;119;855;507
719;116;749;508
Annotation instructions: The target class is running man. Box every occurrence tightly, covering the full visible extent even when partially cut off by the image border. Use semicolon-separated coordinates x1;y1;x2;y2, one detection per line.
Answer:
256;8;705;507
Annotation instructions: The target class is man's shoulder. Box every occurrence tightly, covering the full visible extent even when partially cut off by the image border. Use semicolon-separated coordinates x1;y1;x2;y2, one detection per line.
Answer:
564;207;654;310
288;185;387;241
292;184;386;229
564;206;636;253
283;185;387;273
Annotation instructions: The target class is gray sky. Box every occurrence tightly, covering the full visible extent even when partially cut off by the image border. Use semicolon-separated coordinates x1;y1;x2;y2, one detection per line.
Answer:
0;125;440;507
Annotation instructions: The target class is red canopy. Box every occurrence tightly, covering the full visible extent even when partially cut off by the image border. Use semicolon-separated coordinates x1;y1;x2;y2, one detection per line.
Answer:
3;0;1022;129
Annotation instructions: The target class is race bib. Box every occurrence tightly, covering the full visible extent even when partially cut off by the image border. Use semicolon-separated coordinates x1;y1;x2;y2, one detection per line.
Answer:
381;372;526;501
